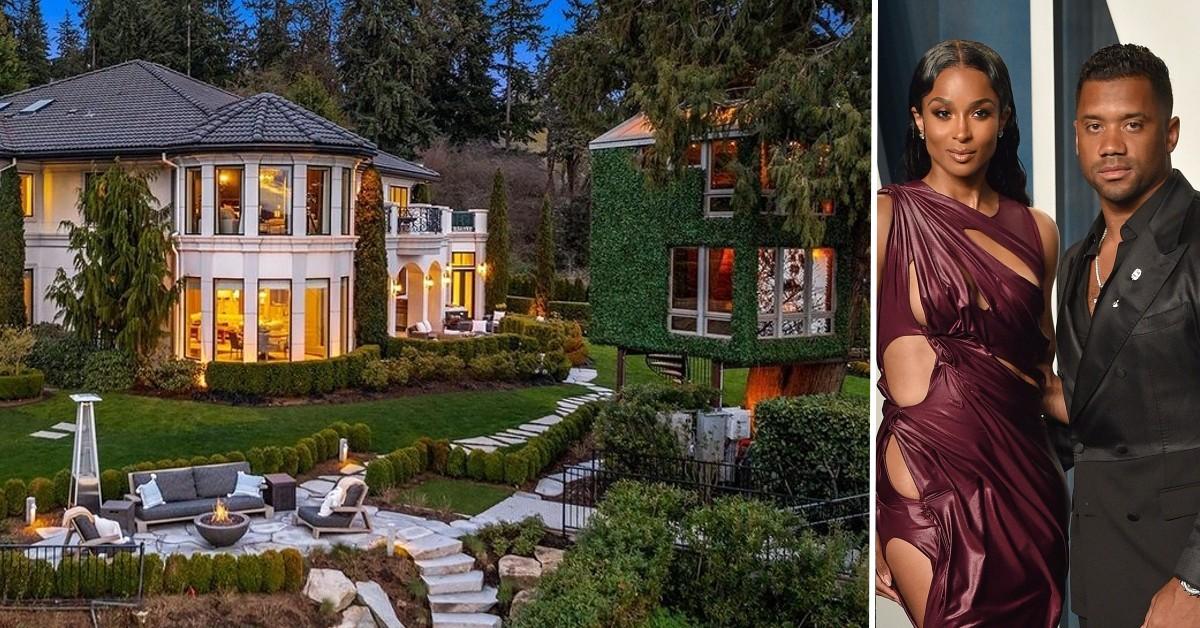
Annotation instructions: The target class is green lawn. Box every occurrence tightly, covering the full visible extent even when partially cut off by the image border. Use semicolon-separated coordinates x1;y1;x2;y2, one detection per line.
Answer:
0;384;585;481
395;477;514;516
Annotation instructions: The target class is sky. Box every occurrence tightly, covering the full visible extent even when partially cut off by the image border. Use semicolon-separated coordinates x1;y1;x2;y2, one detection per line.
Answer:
37;0;574;61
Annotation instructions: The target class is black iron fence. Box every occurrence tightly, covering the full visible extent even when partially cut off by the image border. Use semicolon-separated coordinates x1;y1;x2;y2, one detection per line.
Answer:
397;205;443;234
0;543;145;609
559;450;867;535
451;211;475;232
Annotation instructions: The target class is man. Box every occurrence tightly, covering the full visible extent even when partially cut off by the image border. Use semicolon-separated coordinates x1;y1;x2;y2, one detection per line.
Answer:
1058;43;1200;628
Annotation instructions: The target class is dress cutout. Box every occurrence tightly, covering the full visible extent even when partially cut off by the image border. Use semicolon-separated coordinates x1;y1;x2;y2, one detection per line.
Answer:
876;180;1068;627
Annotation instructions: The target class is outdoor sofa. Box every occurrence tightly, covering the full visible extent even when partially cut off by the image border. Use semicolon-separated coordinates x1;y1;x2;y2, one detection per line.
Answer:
125;461;275;532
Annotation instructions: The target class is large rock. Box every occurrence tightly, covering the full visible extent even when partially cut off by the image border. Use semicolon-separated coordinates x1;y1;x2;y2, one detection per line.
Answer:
355;580;405;628
510;589;536;617
303;569;357;612
498;555;542;591
337;606;378;628
534;546;565;574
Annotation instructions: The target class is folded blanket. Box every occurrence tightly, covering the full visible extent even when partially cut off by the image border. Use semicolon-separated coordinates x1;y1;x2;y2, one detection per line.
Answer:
319;487;344;517
94;516;125;542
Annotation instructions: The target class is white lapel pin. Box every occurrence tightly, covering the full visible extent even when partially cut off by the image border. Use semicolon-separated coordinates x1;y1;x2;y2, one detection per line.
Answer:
1131;268;1143;280
1112;299;1120;308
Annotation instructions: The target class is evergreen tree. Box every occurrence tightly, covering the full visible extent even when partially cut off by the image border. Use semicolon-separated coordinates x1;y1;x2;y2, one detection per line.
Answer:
0;12;27;93
427;0;499;145
533;193;555;316
490;0;546;148
80;0;159;68
0;169;25;327
286;71;345;126
353;167;388;347
292;0;337;88
412;183;433;204
245;0;294;71
13;0;49;86
50;11;88;79
337;0;435;157
484;170;510;313
45;162;178;354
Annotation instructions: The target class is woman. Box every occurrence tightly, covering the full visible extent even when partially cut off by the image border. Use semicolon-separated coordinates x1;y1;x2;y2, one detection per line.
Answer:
875;40;1069;627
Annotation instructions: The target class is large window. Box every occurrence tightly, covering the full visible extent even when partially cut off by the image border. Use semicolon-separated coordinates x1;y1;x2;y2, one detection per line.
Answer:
19;173;32;217
341;168;352;235
23;269;32;324
394;271;408;333
389;186;409;208
305;279;329;359
259;166;291;235
185;168;202;234
340;277;350;355
306;167;330;235
214;280;244;361
450;252;476;315
215;167;243;235
757;247;835;338
668;246;733;337
184;277;201;359
257;280;291;361
705;140;738;216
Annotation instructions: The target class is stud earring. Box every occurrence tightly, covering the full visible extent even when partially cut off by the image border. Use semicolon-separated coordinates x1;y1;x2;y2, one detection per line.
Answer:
918;131;925;140
998;130;1005;138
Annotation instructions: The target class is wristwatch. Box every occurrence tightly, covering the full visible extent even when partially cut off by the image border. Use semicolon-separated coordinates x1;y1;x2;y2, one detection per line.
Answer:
1181;579;1200;597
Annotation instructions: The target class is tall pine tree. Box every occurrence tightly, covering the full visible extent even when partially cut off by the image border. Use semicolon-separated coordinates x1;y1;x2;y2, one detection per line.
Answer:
427;0;499;145
245;0;294;71
50;12;87;79
353;167;388;347
0;11;27;93
533;193;555;317
337;0;435;157
491;0;546;148
484;170;510;313
13;0;49;86
0;169;25;327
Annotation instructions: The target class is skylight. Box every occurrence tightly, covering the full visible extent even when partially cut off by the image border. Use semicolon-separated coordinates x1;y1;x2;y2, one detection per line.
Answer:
20;99;53;113
0;102;10;111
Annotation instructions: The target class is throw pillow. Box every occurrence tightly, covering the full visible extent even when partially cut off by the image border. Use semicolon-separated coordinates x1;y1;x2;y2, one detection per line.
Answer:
136;474;165;509
229;471;264;499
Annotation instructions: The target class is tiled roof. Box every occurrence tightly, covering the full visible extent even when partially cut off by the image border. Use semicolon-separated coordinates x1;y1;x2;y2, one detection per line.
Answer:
175;92;374;151
371;149;439;181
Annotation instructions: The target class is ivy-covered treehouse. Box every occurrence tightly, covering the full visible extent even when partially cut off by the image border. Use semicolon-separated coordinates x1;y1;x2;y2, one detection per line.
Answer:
588;108;869;410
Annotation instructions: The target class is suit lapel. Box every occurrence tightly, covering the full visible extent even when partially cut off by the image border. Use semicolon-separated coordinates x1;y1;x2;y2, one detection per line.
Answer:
1057;243;1087;413
1072;173;1194;417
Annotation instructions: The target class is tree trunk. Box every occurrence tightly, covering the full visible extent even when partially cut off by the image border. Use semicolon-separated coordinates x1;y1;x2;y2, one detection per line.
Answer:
846;206;871;349
503;46;514;149
744;361;846;422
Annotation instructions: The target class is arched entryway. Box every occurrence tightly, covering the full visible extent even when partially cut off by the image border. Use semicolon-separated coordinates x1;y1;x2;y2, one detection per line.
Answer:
394;263;425;335
427;261;444;332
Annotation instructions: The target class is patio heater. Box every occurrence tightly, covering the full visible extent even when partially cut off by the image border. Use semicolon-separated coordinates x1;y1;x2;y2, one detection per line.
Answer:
68;393;103;513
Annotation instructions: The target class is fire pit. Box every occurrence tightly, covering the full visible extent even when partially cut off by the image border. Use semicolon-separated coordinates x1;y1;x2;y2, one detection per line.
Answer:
193;499;250;548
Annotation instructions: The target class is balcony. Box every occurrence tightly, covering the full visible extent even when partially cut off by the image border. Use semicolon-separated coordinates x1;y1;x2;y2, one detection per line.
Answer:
384;203;487;237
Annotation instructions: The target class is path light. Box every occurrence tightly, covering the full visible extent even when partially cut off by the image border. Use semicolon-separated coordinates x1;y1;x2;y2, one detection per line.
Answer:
25;496;35;526
386;523;397;556
339;438;349;463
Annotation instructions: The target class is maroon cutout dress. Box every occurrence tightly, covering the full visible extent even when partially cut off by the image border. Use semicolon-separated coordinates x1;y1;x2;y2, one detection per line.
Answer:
876;181;1068;627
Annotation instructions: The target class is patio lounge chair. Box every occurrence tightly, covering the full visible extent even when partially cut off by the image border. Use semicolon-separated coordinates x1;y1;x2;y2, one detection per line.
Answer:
294;477;372;538
62;506;130;554
408;320;434;339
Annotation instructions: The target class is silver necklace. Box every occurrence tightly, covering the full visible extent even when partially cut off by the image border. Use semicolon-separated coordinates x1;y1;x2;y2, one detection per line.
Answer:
1092;227;1108;306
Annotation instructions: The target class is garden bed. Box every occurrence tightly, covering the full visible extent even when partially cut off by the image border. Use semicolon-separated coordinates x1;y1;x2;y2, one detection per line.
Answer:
0;593;329;627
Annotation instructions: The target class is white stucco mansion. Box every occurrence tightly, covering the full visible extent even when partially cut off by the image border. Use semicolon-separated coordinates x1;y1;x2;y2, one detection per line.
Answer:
4;60;486;363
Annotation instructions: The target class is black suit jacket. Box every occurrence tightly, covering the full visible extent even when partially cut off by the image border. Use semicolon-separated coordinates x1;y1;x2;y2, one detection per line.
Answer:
1057;170;1200;627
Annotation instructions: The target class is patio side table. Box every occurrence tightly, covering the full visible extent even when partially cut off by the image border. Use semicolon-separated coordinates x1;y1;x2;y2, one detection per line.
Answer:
100;499;136;535
264;473;297;512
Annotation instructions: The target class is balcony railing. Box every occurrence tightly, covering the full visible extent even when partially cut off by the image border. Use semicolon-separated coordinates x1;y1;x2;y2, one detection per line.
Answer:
384;204;486;236
451;211;475;232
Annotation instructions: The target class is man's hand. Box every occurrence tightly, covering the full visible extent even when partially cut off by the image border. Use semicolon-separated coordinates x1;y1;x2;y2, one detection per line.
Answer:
876;533;901;603
1141;578;1200;627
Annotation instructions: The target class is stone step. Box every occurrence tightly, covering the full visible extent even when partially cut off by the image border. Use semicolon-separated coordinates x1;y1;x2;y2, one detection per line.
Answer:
517;423;550;434
415;553;476;576
428;587;498;614
500;428;540;439
489;434;527;445
529;415;562;426
397;526;434;542
398;534;462;561
431;612;502;628
422;570;484;595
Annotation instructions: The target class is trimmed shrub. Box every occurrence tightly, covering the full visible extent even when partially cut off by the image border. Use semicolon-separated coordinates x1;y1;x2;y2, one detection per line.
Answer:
82;350;136;391
208;454;228;464
365;457;395;493
245;448;266;474
26;324;94;389
467;449;487;481
447;446;467;477
750;394;868;499
282;549;305;591
162;555;188;594
386;451;410;484
211;554;238;593
504;453;528;485
261;550;286;593
330;421;351;438
225;451;246;463
140;356;201;393
262;447;283;475
281;446;300;476
505;295;534;315
237;554;264;593
349;423;372;452
297;445;314;474
53;469;71;508
0;369;44;400
189;455;210;467
28;477;54;510
383;333;528;361
4;478;25;516
205;345;379;398
413;439;431;469
297;437;318;463
188;554;213;594
142;553;164;596
319;429;340;461
98;469;124;506
484;451;505;483
361;359;390;391
110;553;142;598
431;439;450;474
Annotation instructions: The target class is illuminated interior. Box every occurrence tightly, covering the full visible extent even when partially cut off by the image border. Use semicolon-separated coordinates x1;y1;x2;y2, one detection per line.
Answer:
214;280;244;361
305;279;329;359
216;168;242;234
709;140;739;190
185;277;201;359
306;167;330;235
19;173;32;217
186;168;202;234
259;166;291;235
450;252;476;315
23;269;32;324
257;280;291;361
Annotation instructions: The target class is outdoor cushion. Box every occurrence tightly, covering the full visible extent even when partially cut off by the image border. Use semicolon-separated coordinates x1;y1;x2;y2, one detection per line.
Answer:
343;483;365;507
229;471;264;498
74;515;100;541
194;462;250;498
136;475;165;509
416;321;431;333
149;468;198;502
471;320;488;333
136;495;265;522
297;505;355;529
